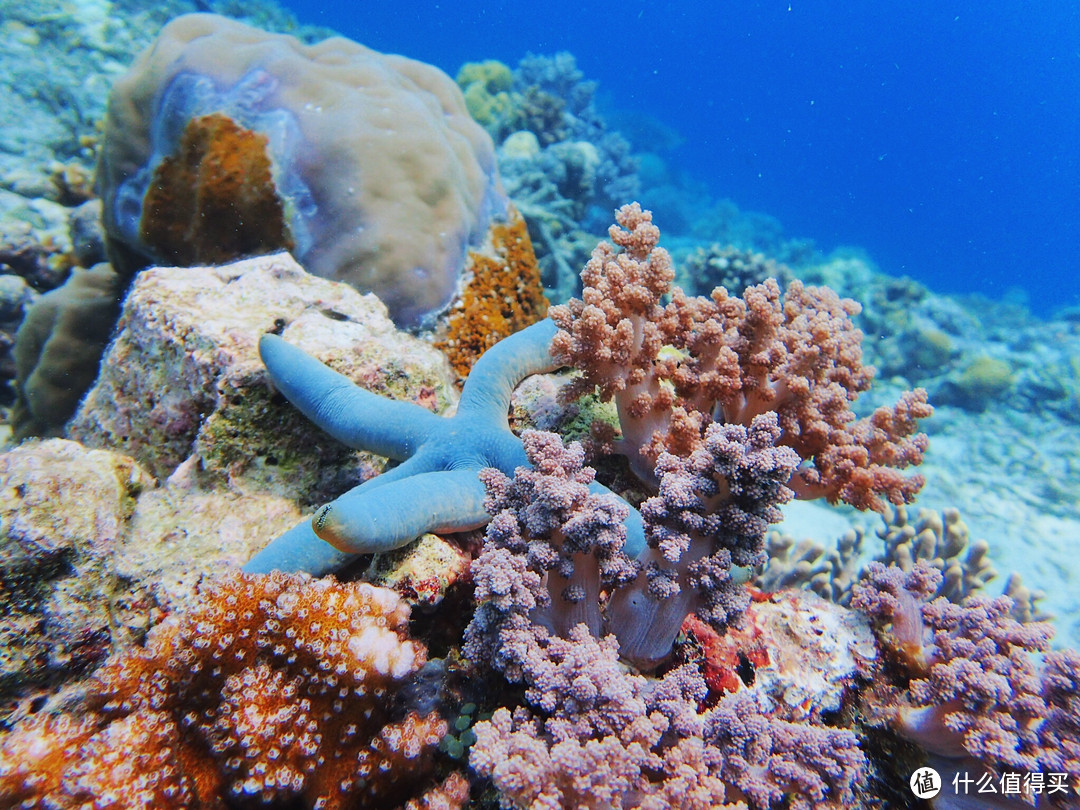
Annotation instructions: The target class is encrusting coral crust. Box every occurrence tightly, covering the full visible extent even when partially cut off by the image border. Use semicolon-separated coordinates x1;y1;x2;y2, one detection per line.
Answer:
0;571;449;809
434;207;550;382
139;112;293;267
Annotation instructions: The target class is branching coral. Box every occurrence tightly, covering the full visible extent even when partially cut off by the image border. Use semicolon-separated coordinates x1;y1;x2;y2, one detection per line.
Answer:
536;203;933;665
468;637;742;810
468;427;782;669
466;581;863;810
706;690;864;810
472;430;637;643
609;413;801;665
0;571;449;809
758;503;1045;620
465;429;867;807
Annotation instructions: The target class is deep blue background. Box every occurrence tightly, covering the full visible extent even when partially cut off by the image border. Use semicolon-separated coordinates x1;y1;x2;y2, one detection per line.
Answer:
284;1;1080;315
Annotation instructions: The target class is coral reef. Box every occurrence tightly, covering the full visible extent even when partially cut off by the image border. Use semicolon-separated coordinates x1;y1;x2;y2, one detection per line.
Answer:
464;428;1080;806
0;571;449;809
458;51;641;302
686;199;811;261
0;216;73;293
541;204;931;662
936;354;1016;411
0;0;1074;802
0;0;303;194
0;190;110;417
0;435;331;720
603;414;798;664
246;205;929;668
468;627;865;810
0;0;318;418
758;503;1049;624
680;590;877;708
676;243;794;299
870;505;999;602
99;13;506;327
758;526;865;605
434;206;549;381
0;192;1074;810
456;60;515;127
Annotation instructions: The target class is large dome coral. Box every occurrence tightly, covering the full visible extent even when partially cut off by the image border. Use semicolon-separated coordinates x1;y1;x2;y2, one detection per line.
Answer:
98;13;507;327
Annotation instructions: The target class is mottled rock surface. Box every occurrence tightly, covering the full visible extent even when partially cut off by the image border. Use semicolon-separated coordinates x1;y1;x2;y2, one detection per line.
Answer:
0;439;150;702
68;252;459;503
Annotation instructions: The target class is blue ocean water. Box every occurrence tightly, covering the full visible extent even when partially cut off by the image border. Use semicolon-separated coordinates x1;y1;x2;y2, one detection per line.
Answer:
285;1;1080;316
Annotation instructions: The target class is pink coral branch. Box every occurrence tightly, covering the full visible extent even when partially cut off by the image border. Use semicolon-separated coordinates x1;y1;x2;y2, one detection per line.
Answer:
853;561;1080;791
550;203;932;513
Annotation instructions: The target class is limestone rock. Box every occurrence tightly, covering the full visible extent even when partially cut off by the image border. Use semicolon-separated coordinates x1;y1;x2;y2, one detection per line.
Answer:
68;252;458;503
0;438;150;699
0;435;307;717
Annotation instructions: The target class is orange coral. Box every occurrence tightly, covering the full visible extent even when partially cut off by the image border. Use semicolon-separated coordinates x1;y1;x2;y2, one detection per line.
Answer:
0;572;448;809
140;112;293;267
435;206;549;381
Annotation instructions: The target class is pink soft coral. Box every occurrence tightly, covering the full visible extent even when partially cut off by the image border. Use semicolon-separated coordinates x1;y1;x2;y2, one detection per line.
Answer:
853;562;1080;800
550;203;932;512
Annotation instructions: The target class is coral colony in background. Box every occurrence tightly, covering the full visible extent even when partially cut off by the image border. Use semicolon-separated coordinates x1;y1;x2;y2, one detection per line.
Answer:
0;10;1079;810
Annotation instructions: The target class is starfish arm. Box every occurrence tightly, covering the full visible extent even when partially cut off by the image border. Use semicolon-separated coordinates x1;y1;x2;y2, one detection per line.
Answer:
457;318;560;425
346;452;442;491
242;517;359;576
311;468;490;554
259;333;441;460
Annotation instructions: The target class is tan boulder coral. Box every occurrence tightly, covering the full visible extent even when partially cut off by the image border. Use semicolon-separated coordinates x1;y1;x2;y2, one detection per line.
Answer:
67;252;459;500
98;12;507;327
11;263;125;440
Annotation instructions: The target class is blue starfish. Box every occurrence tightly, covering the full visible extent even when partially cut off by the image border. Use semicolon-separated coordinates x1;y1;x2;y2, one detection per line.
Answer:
244;319;644;576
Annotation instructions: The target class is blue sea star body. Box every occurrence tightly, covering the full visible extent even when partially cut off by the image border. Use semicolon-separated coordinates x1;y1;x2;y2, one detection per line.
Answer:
244;318;644;576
